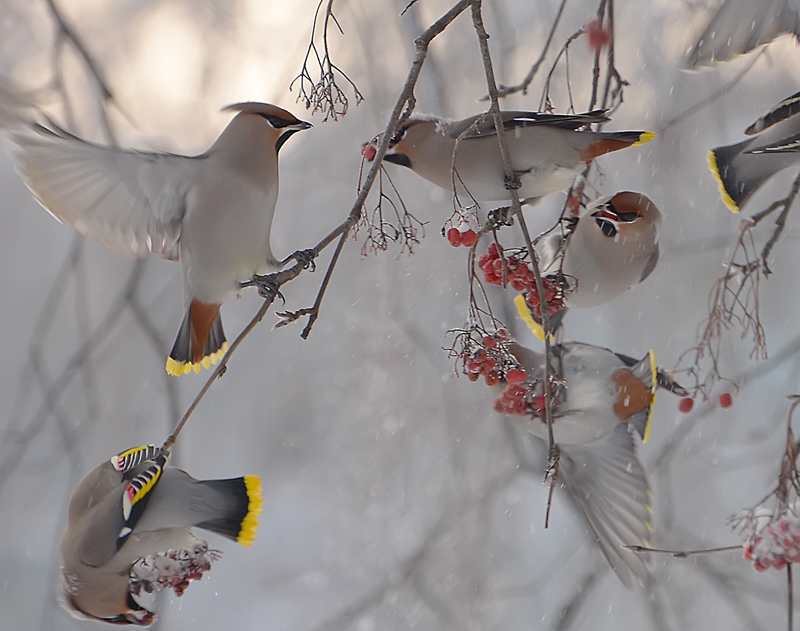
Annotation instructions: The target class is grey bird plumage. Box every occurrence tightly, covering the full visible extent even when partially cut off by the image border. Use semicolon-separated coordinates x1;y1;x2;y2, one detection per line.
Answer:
9;102;311;375
687;0;800;68
366;110;654;204
502;341;686;586
60;445;262;625
709;90;800;212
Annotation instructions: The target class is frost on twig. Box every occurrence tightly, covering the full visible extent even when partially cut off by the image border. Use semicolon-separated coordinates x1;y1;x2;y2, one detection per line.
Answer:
290;0;363;121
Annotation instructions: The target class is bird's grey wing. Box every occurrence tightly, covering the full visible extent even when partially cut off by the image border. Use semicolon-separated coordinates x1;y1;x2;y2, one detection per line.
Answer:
559;424;653;587
450;110;610;139
686;0;800;68
9;124;201;259
747;132;800;153
745;90;800;135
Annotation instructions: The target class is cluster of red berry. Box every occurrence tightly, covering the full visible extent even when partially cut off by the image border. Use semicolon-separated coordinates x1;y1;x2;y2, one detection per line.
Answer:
744;512;800;572
524;276;566;320
447;226;478;247
462;331;527;387
477;243;536;290
493;381;560;416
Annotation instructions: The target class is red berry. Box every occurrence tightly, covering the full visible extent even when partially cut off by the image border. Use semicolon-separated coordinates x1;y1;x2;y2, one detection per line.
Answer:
485;370;500;387
496;329;507;340
678;397;694;413
483;336;497;349
474;349;487;363
460;229;478;247
447;227;462;247
586;19;611;51
719;393;733;408
506;368;527;384
477;254;491;269
483;358;496;371
505;384;527;400
361;143;377;161
467;371;480;382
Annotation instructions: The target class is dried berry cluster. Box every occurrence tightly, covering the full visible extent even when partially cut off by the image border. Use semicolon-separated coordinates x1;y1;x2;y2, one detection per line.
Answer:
130;541;221;598
461;330;527;386
742;509;800;572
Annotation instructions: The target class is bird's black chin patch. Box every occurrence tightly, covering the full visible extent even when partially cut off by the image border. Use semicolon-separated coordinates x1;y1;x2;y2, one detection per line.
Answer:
595;218;617;238
384;153;413;169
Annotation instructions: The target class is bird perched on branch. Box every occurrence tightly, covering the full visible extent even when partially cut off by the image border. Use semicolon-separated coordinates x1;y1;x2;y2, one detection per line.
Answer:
709;90;800;212
686;0;800;68
363;110;653;204
496;337;687;586
60;444;263;625
9;102;311;375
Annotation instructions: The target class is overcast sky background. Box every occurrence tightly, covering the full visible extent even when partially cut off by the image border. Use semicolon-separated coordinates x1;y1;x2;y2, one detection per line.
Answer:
2;0;800;629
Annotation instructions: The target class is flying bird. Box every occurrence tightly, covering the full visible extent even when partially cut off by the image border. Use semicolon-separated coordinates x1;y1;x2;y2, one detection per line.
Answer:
497;339;687;586
364;110;653;204
60;444;263;625
10;102;312;375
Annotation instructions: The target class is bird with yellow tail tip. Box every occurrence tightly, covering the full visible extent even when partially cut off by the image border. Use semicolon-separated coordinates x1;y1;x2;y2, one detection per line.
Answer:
708;90;800;213
494;339;687;586
516;191;663;341
59;444;263;625
364;110;654;204
9;102;312;376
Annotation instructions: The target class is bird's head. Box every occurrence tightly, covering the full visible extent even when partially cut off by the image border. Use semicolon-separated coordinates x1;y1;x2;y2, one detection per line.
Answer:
362;115;442;169
221;102;312;154
60;572;156;626
588;191;662;240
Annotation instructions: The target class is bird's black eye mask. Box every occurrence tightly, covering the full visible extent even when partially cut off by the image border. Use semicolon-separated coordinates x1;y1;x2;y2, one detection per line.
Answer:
258;113;299;128
591;200;641;237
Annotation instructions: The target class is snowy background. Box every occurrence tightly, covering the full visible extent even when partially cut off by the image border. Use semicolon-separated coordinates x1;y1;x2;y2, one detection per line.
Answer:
2;0;800;629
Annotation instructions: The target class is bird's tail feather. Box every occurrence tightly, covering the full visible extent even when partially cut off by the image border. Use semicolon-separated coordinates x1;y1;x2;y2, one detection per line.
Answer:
196;476;263;546
580;131;654;161
166;299;228;376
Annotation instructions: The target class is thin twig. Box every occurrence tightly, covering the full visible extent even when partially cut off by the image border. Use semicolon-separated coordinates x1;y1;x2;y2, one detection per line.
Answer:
624;544;742;557
288;0;472;340
470;0;559;524
489;0;569;98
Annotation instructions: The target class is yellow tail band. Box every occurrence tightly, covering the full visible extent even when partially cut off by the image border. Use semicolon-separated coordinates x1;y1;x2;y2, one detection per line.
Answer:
633;131;655;146
707;150;740;213
642;349;657;444
165;341;230;377
237;475;264;547
513;294;553;343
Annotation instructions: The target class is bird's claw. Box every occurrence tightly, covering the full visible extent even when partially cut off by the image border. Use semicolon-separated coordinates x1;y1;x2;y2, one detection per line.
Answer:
250;274;286;303
503;174;522;191
291;249;317;271
487;206;514;228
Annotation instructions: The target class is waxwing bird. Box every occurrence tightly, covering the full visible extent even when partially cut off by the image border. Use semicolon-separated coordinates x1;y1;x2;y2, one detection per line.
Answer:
544;191;662;309
513;192;662;341
709;90;800;212
365;110;654;204
60;445;263;625
9;102;312;375
496;341;687;586
686;0;800;68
